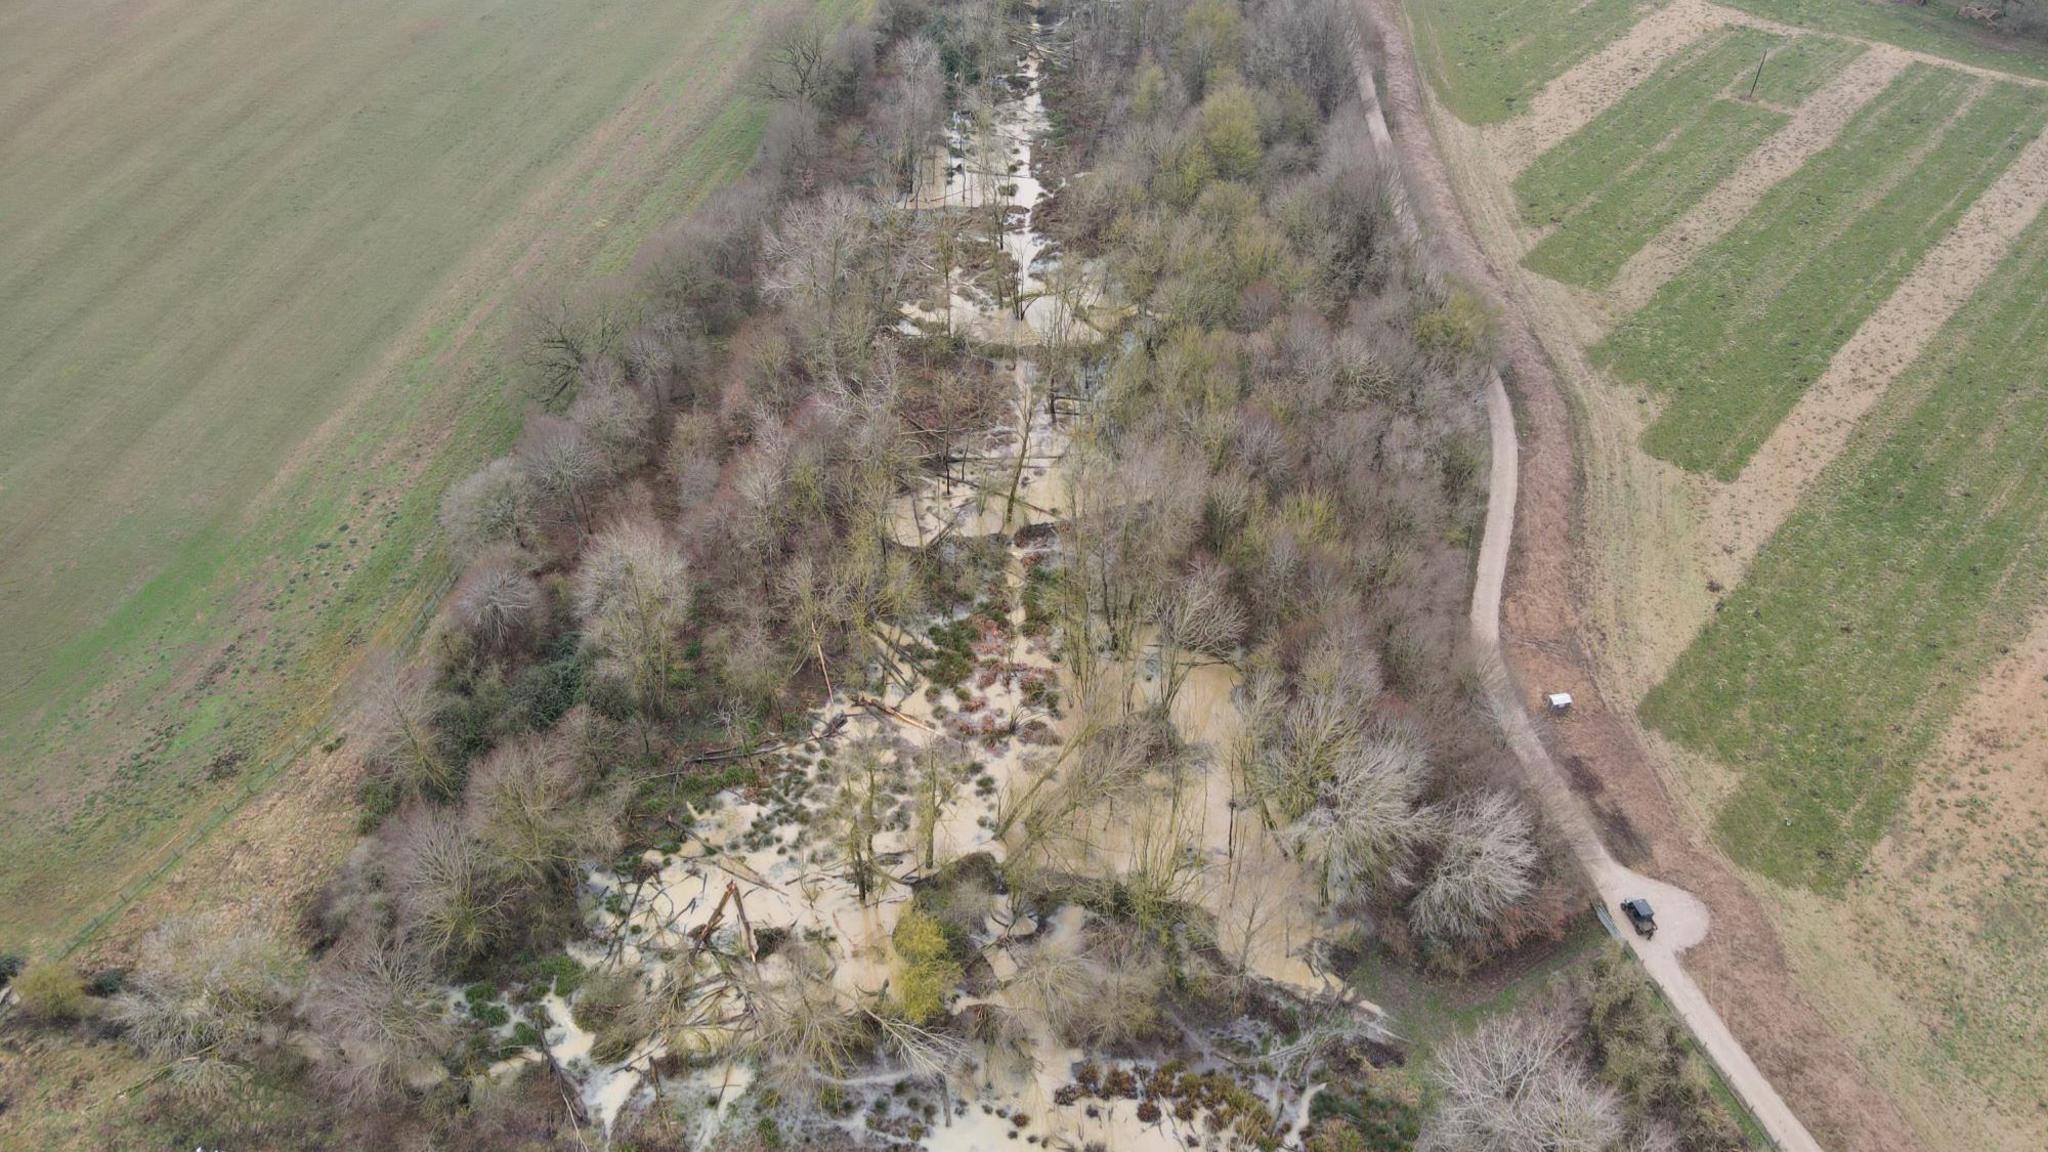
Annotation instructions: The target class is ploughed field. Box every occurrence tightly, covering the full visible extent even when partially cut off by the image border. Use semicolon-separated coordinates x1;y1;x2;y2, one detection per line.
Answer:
0;0;826;952
1408;0;2048;1146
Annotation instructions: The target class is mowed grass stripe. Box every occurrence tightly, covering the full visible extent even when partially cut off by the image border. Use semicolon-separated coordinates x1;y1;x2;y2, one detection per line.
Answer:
1412;0;1667;125
1598;65;2048;479
1643;204;2048;892
1518;29;1863;288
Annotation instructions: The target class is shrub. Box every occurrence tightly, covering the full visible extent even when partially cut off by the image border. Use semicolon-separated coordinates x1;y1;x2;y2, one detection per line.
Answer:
1412;287;1491;367
86;967;128;997
13;959;85;1023
890;909;962;1024
1577;948;1745;1150
507;652;586;732
111;915;300;1097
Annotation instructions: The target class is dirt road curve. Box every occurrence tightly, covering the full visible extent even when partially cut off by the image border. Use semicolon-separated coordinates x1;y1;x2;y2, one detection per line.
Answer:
1345;11;1822;1152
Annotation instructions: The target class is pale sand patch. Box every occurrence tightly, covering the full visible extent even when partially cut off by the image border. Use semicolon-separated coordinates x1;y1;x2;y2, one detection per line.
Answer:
1700;120;2048;580
1606;45;1912;318
1485;0;1729;179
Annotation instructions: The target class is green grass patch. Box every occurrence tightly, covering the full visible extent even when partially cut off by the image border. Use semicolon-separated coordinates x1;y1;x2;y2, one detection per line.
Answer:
1598;64;2048;479
1410;0;1668;124
1644;204;2048;890
1518;28;1863;288
1720;0;2048;81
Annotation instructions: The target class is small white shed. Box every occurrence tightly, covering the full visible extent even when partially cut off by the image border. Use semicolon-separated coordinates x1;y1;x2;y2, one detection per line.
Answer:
1546;692;1573;715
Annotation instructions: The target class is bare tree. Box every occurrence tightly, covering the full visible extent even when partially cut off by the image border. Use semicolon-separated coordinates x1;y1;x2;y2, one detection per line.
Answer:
449;546;543;657
567;382;653;475
740;940;864;1090
387;808;509;965
439;457;534;558
1064;927;1166;1049
1422;1009;1622;1152
575;521;692;718
764;189;889;379
909;737;971;870
755;12;832;106
304;936;456;1105
1247;0;1350;115
463;736;618;890
822;738;893;903
881;36;945;191
1286;726;1435;904
360;666;457;801
1148;560;1245;711
1410;791;1538;947
521;290;623;403
516;414;603;533
727;420;794;557
1000;711;1170;850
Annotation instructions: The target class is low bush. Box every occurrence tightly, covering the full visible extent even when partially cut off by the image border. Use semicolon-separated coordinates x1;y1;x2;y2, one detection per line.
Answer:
890;909;964;1025
13;958;86;1023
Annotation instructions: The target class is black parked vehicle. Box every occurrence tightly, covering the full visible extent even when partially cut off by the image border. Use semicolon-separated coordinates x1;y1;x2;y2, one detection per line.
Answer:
1621;897;1657;939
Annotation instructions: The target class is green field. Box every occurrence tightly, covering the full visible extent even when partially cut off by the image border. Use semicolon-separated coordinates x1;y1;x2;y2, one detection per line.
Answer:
1720;0;2048;81
1411;0;1669;124
1597;64;2048;478
1642;203;2048;891
1517;28;1863;287
0;0;825;953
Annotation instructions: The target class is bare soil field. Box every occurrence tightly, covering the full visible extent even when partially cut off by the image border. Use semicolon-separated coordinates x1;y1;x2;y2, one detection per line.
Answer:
0;0;829;955
1372;0;2048;1147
